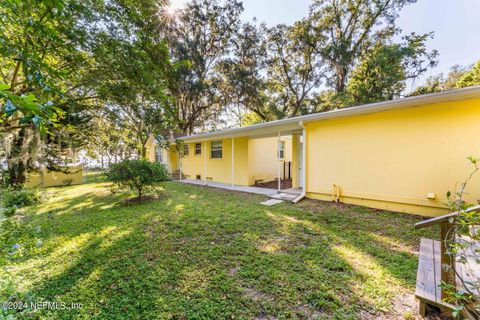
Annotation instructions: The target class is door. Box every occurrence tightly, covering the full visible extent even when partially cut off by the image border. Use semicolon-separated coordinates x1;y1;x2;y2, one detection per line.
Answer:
297;135;303;188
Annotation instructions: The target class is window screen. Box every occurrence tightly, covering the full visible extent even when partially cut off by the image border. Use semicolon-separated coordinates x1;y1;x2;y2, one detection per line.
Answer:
195;143;201;155
211;141;223;159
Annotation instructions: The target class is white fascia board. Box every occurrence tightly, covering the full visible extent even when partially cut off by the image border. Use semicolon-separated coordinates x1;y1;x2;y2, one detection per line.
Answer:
179;85;480;143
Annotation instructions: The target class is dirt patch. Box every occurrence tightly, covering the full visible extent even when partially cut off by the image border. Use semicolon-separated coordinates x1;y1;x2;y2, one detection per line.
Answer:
228;267;238;276
255;179;292;189
123;194;164;204
253;314;277;320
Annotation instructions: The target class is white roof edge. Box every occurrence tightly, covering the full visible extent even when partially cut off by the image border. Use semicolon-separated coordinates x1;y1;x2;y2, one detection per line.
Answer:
180;85;480;142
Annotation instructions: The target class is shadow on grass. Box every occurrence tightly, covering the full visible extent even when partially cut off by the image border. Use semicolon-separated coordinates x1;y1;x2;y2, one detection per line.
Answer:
9;181;435;319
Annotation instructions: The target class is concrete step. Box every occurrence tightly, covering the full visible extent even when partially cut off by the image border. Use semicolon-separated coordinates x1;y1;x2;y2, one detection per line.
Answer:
270;193;299;201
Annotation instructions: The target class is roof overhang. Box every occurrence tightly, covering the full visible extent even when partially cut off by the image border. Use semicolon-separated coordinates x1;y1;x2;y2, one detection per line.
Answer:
180;85;480;143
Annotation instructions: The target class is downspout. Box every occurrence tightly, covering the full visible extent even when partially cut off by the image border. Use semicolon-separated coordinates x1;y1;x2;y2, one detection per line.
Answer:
293;121;307;203
277;131;281;193
231;137;235;188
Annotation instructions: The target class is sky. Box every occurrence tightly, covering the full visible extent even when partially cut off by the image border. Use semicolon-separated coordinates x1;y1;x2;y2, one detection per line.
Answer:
169;0;480;88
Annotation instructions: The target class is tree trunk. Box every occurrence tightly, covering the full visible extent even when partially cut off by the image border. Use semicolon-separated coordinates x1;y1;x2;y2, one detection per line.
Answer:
140;145;147;160
8;162;27;187
6;128;29;187
335;65;348;93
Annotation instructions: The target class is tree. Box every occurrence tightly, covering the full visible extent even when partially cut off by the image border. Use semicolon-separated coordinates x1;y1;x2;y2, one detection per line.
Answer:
94;39;175;159
263;23;323;119
106;160;170;200
216;22;270;124
218;21;323;122
85;115;139;168
344;33;438;106
0;0;97;186
303;0;435;95
76;0;177;160
409;64;469;96
409;61;480;96
457;61;480;88
164;0;243;134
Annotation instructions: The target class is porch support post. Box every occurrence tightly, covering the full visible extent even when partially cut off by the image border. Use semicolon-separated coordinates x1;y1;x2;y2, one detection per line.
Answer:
231;137;235;188
203;140;207;186
277;131;281;192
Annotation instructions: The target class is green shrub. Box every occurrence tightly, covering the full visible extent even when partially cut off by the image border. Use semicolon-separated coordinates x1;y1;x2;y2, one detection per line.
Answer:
106;160;170;199
0;188;42;217
2;206;16;217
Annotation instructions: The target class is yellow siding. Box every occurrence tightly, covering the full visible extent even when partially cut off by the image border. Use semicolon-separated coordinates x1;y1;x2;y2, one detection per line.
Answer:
180;142;205;180
169;147;178;172
305;98;480;216
181;138;250;186
146;135;177;172
146;135;156;162
248;136;292;184
26;166;83;188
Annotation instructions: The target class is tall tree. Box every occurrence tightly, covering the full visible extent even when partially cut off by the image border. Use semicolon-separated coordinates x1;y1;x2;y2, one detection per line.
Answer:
164;0;243;134
344;33;438;105
80;0;177;159
303;0;429;94
216;22;269;124
264;23;323;119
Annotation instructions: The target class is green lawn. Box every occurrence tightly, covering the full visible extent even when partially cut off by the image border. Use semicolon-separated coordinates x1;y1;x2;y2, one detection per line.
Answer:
1;182;438;319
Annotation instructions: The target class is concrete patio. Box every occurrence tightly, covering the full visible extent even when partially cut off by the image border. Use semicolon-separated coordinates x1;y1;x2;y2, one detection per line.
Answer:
176;179;278;196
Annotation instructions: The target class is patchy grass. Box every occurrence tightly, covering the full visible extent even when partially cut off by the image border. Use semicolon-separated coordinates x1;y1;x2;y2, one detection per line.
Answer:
1;182;438;319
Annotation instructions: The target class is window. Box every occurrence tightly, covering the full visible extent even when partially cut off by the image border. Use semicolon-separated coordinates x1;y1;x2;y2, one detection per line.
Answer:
155;146;163;163
211;140;222;159
278;141;285;159
195;143;202;155
183;144;189;156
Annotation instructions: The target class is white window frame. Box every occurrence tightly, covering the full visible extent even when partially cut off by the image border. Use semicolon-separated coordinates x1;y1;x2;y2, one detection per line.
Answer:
278;140;285;159
183;144;189;156
195;143;202;155
211;140;223;159
155;146;163;163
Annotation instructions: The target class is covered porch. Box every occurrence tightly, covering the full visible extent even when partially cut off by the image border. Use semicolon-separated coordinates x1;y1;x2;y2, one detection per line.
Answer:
177;178;303;199
172;119;308;202
177;179;278;196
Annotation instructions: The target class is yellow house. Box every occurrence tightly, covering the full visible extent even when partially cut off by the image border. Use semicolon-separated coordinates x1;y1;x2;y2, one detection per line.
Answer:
147;135;293;185
147;86;480;217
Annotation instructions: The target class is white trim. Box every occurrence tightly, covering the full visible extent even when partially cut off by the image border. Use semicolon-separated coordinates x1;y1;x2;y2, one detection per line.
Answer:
180;86;480;142
277;132;281;192
293;121;307;203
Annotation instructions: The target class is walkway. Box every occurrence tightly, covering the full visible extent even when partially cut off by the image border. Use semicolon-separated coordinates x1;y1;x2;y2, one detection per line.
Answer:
176;179;278;196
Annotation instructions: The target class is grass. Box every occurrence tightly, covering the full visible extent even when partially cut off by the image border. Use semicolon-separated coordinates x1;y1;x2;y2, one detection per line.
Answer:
1;181;438;319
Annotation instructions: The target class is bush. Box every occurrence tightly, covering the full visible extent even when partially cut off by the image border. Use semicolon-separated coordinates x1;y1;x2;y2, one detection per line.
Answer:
106;160;170;199
0;188;42;217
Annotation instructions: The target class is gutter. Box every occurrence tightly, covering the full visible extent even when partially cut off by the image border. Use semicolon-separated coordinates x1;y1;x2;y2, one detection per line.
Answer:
178;85;480;143
292;121;307;203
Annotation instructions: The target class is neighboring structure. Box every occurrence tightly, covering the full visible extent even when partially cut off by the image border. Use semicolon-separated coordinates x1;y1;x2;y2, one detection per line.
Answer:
147;86;480;217
25;166;83;188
